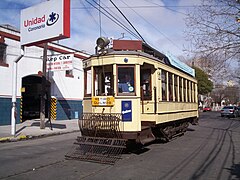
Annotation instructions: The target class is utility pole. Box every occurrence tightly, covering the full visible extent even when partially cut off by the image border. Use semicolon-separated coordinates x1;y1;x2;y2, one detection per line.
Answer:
40;43;47;129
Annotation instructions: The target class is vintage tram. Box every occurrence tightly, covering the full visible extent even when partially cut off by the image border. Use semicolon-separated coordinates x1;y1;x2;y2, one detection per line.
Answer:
68;38;198;164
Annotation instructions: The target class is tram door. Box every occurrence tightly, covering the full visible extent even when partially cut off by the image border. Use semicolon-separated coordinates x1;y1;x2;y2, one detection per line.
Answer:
140;64;154;113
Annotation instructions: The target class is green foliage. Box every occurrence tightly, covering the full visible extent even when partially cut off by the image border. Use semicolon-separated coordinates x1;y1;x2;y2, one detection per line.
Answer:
193;66;213;95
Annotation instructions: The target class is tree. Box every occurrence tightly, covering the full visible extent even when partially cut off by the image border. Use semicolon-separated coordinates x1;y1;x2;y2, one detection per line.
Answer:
193;66;213;95
224;86;240;104
185;0;240;63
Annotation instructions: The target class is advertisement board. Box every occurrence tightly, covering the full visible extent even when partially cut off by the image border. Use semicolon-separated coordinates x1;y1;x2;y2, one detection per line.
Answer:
121;101;132;122
47;54;73;71
20;0;70;46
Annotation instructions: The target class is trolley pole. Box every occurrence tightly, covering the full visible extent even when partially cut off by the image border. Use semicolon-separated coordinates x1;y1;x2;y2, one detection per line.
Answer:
40;43;47;129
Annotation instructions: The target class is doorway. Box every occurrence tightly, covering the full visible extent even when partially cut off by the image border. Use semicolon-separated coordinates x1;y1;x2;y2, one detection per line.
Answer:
21;75;50;121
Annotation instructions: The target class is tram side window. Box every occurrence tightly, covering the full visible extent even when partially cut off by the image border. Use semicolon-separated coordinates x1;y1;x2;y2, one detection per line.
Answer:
174;75;178;102
84;68;92;97
140;69;151;100
192;83;195;103
179;77;183;102
94;66;113;96
183;79;186;102
161;70;167;101
188;81;192;102
168;72;173;101
118;66;135;95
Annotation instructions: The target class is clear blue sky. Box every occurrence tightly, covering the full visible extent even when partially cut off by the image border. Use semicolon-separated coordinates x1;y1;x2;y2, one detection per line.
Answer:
0;0;201;56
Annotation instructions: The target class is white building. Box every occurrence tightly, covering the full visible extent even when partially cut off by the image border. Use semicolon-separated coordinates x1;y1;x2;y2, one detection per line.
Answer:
0;24;89;125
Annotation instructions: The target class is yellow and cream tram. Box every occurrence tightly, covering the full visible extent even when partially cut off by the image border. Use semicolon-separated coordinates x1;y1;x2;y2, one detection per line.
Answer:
79;37;198;146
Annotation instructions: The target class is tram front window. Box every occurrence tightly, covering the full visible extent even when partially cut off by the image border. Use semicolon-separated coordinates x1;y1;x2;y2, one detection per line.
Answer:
118;66;135;95
94;65;113;96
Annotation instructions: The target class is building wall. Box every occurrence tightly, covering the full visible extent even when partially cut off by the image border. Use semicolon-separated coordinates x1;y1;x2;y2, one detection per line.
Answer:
0;25;89;125
0;97;20;125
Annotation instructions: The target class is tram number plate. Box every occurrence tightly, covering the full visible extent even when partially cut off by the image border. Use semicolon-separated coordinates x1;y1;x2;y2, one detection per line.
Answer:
92;97;114;106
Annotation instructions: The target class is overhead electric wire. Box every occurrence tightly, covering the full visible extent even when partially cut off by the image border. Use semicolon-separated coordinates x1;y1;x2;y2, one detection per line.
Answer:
98;0;102;37
143;0;188;16
80;0;107;36
109;0;146;43
90;0;143;40
120;0;182;51
85;0;142;40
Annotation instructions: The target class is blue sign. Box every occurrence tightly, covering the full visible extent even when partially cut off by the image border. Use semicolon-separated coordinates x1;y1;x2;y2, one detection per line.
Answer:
122;101;132;121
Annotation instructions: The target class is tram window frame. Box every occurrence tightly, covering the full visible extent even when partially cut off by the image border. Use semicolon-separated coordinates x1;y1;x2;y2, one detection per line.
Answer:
188;81;192;102
179;77;183;102
93;65;114;96
186;80;189;102
168;72;173;101
140;69;152;100
117;65;136;96
161;69;167;101
192;83;195;103
174;75;178;102
84;68;92;97
183;78;186;102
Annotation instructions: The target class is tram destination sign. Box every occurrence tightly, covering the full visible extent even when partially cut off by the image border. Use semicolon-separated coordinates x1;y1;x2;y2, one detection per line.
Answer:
47;54;73;71
20;0;70;46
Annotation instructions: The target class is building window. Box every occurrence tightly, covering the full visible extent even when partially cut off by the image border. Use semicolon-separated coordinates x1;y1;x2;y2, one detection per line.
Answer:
65;70;74;78
140;69;152;100
0;42;8;67
117;66;135;95
161;70;167;101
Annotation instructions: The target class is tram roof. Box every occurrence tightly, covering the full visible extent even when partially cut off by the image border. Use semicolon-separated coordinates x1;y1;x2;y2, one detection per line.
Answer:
94;50;165;62
88;39;195;77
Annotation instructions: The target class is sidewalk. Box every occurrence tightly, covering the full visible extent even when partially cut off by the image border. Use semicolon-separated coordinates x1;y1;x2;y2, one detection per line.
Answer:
0;119;80;143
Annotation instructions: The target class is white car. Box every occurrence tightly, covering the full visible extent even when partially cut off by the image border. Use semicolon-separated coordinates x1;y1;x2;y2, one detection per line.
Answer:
221;106;239;118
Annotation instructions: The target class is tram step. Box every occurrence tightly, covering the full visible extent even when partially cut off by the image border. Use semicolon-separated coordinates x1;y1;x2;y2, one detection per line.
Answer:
138;126;156;145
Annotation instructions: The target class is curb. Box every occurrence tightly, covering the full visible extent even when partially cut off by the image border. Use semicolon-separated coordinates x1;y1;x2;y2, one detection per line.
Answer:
0;135;27;143
0;130;79;143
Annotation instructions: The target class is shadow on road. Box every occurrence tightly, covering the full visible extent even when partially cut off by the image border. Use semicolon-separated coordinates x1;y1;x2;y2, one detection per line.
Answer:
226;163;240;179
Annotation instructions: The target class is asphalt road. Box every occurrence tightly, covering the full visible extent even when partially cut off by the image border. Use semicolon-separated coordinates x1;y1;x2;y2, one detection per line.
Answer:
0;112;240;180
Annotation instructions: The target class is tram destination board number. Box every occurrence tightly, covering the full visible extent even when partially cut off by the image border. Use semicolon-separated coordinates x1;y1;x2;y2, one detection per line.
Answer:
92;97;114;106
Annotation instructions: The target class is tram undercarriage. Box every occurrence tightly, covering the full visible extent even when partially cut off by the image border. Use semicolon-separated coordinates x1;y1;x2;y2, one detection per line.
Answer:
66;113;198;164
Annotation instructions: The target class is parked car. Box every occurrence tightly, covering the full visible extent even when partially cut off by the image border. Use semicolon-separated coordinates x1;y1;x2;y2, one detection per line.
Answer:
220;106;239;118
203;107;212;112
